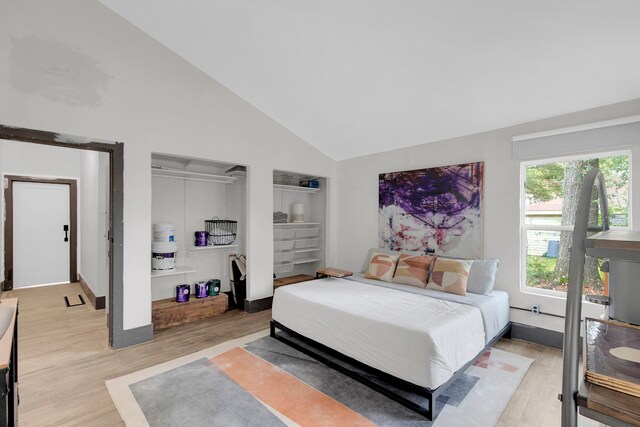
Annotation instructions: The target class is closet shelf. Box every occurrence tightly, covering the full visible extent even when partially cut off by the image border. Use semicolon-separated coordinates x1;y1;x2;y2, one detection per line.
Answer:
273;222;320;226
189;244;239;252
151;265;197;278
273;184;320;193
294;248;321;254
293;258;321;265
152;166;237;184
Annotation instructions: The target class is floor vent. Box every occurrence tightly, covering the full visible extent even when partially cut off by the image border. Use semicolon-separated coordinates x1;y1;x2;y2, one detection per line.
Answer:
64;295;86;307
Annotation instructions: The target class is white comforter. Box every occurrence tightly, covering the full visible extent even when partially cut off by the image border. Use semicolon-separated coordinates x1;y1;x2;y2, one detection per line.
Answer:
272;278;486;389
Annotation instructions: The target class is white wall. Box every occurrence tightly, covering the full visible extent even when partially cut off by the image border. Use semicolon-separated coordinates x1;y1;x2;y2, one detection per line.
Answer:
0;0;338;330
0;139;83;282
79;150;109;299
337;99;640;331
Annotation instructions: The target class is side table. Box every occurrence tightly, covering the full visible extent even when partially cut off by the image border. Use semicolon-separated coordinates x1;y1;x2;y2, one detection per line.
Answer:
315;267;353;279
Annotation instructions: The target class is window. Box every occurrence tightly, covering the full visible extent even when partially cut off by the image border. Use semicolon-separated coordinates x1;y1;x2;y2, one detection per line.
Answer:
521;152;630;296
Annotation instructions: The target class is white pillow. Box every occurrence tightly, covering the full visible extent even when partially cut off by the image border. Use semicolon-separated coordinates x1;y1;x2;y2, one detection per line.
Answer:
466;259;500;295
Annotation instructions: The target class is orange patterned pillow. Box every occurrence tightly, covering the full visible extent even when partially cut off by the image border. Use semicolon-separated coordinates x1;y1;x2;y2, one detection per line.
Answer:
391;254;435;288
364;252;400;282
426;258;472;296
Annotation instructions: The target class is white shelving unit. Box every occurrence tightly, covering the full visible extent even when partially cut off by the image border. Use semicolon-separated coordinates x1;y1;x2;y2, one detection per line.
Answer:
150;265;197;278
151;154;247;301
273;171;327;280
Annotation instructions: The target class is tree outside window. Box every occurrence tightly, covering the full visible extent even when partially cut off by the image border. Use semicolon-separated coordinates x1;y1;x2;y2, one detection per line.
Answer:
523;154;629;296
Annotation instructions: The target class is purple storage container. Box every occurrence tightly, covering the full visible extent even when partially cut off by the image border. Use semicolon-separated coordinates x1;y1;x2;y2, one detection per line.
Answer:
194;231;208;247
195;282;208;298
176;284;190;303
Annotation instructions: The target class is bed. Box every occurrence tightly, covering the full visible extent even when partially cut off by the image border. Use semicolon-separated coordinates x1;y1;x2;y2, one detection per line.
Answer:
271;271;511;420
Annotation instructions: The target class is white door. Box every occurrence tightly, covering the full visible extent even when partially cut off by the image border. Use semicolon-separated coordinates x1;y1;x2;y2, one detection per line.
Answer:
13;182;71;288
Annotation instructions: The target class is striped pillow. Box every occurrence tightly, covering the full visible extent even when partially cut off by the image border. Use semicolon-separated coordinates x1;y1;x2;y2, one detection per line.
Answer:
364;252;400;282
391;254;435;288
426;258;472;296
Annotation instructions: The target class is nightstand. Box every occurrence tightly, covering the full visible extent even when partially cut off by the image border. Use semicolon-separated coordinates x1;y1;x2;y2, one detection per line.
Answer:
315;267;353;279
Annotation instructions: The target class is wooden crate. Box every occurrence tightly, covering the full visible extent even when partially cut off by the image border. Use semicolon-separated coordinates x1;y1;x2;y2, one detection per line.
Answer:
152;293;228;331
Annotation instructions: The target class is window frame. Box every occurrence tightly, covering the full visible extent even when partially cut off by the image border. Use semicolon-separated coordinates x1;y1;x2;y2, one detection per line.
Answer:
520;149;632;298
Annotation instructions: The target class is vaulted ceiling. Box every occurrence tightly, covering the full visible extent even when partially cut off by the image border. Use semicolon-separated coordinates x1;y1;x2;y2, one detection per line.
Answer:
99;1;640;160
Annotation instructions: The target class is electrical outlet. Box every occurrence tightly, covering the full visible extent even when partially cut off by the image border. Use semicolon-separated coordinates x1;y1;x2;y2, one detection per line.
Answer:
532;304;540;315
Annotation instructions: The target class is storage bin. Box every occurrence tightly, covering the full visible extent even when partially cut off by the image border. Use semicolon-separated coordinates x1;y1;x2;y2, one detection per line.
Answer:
151;242;178;271
294;238;320;249
274;240;295;251
205;218;237;245
274;262;294;275
274;251;295;263
294;228;320;238
274;229;295;240
153;223;175;242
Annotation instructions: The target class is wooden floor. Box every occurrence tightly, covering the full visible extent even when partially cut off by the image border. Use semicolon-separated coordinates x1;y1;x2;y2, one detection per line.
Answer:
2;283;564;426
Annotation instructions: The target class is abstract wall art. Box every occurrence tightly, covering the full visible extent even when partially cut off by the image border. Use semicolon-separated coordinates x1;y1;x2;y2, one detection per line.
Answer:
378;162;484;258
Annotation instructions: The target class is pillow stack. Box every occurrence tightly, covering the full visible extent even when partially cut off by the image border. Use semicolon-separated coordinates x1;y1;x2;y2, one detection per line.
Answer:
364;251;435;287
362;248;500;296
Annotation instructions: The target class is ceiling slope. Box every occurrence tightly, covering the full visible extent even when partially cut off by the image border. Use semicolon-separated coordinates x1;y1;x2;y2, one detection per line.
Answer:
99;0;640;160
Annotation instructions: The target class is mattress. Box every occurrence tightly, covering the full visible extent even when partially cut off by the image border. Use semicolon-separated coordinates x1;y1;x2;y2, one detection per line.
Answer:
272;278;498;389
347;272;510;344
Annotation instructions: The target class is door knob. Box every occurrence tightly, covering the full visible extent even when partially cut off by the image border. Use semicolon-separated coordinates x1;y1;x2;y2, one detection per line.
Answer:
63;225;69;242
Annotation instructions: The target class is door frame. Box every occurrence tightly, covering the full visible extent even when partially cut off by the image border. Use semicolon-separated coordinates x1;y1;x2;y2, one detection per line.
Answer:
4;176;78;289
0;124;140;349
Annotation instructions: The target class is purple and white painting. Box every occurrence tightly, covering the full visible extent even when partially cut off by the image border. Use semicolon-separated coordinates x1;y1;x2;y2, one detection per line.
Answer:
379;162;484;258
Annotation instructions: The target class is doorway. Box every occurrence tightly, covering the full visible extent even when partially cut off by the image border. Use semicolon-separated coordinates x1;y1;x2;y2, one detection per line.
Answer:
5;177;78;289
0;124;134;349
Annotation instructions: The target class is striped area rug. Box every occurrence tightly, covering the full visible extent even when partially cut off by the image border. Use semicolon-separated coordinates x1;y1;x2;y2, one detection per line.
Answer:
106;330;533;426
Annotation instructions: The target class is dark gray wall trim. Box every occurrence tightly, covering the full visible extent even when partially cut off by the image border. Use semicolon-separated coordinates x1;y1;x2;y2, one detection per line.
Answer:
511;322;564;349
511;322;583;353
108;143;136;348
112;323;154;349
244;297;273;313
0;125;117;152
78;274;105;310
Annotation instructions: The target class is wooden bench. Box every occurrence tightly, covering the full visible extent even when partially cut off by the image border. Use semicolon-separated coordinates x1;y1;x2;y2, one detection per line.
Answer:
273;274;315;289
152;293;228;331
315;267;353;279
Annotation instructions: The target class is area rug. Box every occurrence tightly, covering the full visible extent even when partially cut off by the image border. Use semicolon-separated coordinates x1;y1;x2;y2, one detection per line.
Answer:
107;330;533;426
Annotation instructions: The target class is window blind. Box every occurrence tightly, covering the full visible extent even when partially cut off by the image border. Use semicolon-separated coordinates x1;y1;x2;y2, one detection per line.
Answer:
512;116;640;161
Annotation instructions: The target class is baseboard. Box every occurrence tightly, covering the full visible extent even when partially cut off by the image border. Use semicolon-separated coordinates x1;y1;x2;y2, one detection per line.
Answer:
78;274;105;310
511;322;582;353
244;296;273;313
111;323;153;350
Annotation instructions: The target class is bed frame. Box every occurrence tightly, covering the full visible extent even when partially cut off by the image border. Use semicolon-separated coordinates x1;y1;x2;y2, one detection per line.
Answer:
270;319;512;421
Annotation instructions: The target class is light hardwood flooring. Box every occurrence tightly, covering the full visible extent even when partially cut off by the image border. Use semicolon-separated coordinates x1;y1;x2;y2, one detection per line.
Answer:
2;283;564;426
